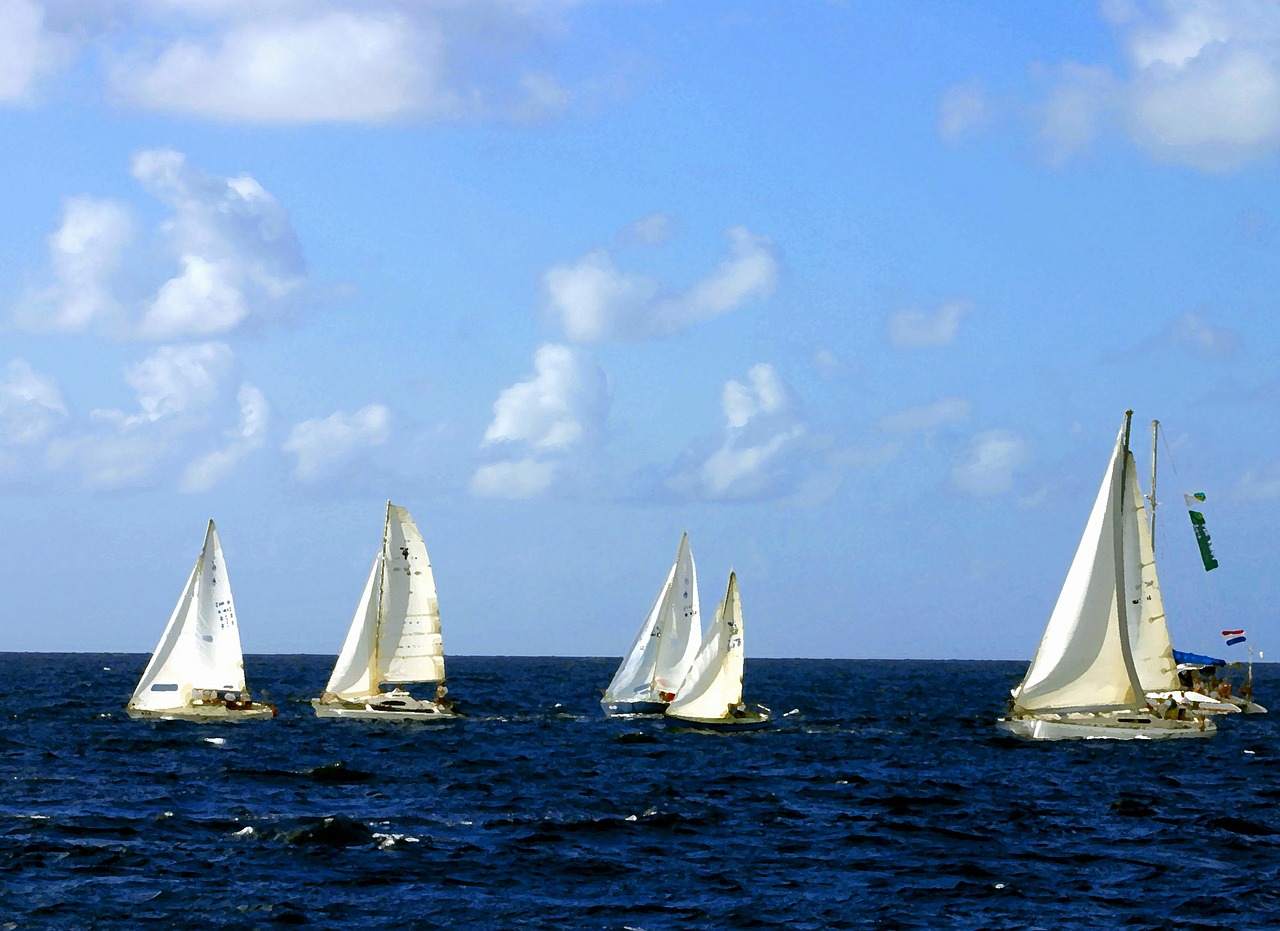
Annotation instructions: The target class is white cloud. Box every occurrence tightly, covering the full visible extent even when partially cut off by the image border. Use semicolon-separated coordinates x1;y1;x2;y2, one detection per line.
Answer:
18;196;135;332
544;226;780;343
887;300;971;348
105;342;235;428
0;359;67;446
665;363;806;501
472;343;610;499
16;149;310;339
132;149;307;338
952;429;1029;496
938;78;993;143
284;404;390;482
110;11;443;124
180;383;269;492
46;431;170;492
1034;1;1280;170
97;3;580;126
878;397;971;435
0;0;72;103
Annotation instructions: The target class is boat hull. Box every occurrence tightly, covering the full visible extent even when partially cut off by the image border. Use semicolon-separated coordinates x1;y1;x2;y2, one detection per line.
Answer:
126;704;275;722
997;711;1215;740
601;699;668;717
310;699;462;722
664;709;771;732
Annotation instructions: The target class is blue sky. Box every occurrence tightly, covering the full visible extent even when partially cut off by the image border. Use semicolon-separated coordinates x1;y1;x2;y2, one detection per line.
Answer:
2;0;1278;662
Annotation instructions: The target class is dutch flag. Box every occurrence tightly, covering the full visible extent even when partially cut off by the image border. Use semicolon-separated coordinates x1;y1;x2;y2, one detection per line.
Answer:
1222;629;1247;646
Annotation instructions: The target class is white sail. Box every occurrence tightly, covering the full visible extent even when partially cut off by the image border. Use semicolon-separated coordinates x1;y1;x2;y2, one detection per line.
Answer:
666;572;745;720
1012;421;1145;714
1126;457;1180;691
129;521;247;712
378;503;445;685
321;551;384;701
603;533;701;703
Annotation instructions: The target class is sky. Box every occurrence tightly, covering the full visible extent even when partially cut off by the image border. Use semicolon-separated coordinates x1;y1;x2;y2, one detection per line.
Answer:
2;0;1279;663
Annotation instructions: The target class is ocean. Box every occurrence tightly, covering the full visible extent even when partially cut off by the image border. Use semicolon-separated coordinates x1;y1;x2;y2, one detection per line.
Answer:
1;654;1276;930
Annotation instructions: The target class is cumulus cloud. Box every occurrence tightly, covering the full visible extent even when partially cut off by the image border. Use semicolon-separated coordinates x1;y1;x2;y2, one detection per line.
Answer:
887;301;971;349
180;383;269;492
110;11;442;123
472;344;610;499
0;359;68;447
0;0;72;103
79;343;234;435
17;197;135;332
665;363;806;501
1015;1;1280;170
17;149;309;338
618;212;677;248
97;2;577;125
952;429;1029;496
544;226;780;343
284;404;390;482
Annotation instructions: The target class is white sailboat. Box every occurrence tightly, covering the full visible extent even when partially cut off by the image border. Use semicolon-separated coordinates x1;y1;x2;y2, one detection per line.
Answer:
312;501;460;722
601;532;702;716
665;571;770;731
999;411;1215;740
127;520;273;721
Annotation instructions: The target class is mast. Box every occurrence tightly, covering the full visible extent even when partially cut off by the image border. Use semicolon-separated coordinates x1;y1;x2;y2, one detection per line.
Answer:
1148;419;1159;552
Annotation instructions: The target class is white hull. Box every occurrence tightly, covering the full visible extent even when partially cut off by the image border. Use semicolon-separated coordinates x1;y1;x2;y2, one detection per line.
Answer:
126;703;275;722
998;711;1215;740
310;698;461;722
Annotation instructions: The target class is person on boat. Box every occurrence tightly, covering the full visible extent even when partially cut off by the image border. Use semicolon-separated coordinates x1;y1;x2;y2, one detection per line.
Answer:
434;681;454;712
728;701;747;718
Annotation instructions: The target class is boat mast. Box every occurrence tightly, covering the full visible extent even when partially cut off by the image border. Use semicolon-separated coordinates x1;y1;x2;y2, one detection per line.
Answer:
1148;419;1159;553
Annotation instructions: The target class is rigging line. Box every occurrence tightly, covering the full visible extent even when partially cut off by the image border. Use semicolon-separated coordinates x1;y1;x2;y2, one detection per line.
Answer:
1157;422;1182;483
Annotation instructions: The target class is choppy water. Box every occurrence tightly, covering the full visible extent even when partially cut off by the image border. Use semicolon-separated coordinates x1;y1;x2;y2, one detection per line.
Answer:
1;654;1277;929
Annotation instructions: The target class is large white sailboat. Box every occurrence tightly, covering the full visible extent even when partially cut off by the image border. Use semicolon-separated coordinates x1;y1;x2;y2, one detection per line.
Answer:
601;533;702;716
127;520;273;721
998;411;1215;740
312;502;460;722
665;571;770;732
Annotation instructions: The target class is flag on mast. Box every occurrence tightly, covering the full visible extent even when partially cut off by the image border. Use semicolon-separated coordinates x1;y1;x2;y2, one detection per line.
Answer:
1184;492;1218;572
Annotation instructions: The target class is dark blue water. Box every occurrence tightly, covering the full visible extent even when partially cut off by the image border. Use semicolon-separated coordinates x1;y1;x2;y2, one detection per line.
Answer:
2;654;1277;930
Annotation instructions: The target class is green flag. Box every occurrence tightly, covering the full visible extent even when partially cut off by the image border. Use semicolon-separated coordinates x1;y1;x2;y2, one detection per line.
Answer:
1188;510;1218;572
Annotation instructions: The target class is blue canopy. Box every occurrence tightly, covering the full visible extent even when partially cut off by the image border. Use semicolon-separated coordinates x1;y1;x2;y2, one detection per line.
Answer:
1172;649;1226;667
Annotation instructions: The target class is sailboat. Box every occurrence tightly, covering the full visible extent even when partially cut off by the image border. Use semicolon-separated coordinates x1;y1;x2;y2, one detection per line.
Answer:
601;533;702;716
127;520;273;721
665;571;770;732
998;411;1215;740
312;501;460;722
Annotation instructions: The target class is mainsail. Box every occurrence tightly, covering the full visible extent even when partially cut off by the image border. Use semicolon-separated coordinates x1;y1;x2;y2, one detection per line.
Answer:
603;533;701;704
1126;455;1180;692
666;572;745;720
129;521;247;712
1011;417;1146;714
